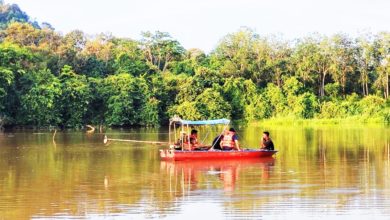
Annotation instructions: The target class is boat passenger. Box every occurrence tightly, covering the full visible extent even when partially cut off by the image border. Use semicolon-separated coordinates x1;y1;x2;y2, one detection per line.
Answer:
179;131;187;145
211;134;223;150
189;129;205;150
190;129;198;145
179;131;192;150
261;131;274;151
220;128;241;151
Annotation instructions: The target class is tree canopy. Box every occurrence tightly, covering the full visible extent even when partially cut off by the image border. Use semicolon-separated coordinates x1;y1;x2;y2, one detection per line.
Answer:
1;3;390;128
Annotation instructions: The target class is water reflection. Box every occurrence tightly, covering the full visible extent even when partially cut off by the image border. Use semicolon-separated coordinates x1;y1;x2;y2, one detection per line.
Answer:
161;158;275;193
0;125;390;219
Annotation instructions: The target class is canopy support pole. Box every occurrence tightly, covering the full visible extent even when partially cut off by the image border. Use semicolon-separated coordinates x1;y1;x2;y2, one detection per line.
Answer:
187;124;190;151
169;121;172;146
210;124;229;150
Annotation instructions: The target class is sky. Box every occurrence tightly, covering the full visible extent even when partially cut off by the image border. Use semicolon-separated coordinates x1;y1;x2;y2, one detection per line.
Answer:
7;0;390;52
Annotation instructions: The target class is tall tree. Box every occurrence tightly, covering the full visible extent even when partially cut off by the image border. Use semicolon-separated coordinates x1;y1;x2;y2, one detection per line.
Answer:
58;65;91;127
141;31;185;72
374;32;390;99
266;37;292;88
329;34;357;96
293;36;332;97
212;27;258;78
111;38;148;76
18;69;62;127
356;34;376;96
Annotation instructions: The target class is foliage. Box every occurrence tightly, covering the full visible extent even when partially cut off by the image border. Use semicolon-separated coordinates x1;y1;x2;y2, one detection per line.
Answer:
1;3;390;128
99;74;159;126
244;93;272;121
58;65;91;128
264;83;287;117
0;3;32;29
18;69;62;126
358;95;385;116
195;88;231;119
293;92;318;119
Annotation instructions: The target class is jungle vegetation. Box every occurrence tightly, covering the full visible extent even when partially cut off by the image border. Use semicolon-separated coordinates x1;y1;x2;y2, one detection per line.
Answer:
0;1;390;128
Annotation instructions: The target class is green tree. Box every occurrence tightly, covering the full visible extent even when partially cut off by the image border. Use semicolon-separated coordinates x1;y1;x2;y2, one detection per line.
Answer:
356;34;376;96
141;31;185;72
0;42;34;122
222;77;256;120
293;92;318;119
329;34;357;96
3;22;61;52
319;101;344;118
358;95;386;116
212;27;259;78
324;83;341;100
170;88;231;120
195;88;231;119
293;36;332;96
374;32;390;99
264;83;287;117
244;93;272;120
100;74;158;126
0;67;13;113
112;38;148;76
58;65;91;128
266;38;292;87
170;101;201;120
19;69;62;127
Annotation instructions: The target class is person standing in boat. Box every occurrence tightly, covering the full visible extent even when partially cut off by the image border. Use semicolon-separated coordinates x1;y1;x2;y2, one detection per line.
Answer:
261;131;274;151
220;128;241;151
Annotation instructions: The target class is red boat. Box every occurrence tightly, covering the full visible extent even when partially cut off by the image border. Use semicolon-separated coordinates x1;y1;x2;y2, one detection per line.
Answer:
160;116;277;161
160;149;277;161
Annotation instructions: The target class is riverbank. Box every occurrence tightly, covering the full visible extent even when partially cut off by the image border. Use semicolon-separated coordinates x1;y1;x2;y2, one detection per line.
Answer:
250;116;390;126
2;116;389;131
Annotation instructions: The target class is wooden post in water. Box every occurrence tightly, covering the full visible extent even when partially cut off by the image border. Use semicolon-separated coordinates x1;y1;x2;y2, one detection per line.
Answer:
52;129;57;142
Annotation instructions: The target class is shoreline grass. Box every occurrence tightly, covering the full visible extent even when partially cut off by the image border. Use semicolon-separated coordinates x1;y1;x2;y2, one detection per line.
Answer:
249;116;388;126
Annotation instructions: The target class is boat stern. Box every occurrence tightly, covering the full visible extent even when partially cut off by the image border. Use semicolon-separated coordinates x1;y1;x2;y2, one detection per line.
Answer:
160;149;175;160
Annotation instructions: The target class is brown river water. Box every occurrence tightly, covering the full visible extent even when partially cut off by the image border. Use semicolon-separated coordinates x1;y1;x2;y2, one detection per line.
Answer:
0;124;389;219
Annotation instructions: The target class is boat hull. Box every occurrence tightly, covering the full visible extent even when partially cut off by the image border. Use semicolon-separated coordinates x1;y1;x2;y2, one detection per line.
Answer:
160;149;277;161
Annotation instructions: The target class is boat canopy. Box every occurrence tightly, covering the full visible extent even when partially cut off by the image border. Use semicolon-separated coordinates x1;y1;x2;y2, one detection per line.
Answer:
181;119;230;125
170;116;230;125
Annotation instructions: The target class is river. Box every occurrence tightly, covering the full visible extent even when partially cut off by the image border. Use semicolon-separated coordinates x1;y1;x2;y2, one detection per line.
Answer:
0;124;390;219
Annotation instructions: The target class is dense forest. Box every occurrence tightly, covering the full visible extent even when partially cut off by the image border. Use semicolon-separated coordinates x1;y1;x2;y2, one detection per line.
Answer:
0;2;390;129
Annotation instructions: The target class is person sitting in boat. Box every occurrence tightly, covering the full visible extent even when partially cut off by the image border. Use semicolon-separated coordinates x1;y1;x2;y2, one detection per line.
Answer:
261;131;274;151
177;131;191;150
189;129;206;150
190;129;198;145
211;134;223;150
177;131;187;145
220;128;241;151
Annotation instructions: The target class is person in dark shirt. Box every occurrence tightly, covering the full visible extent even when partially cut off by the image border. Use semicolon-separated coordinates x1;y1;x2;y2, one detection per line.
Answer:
211;134;223;150
261;131;274;151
